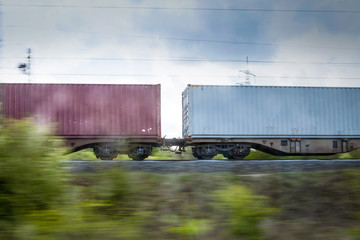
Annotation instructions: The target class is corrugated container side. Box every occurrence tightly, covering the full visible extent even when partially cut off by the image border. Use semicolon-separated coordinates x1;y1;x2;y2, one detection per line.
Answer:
183;85;360;138
182;86;190;138
3;84;161;138
0;84;4;117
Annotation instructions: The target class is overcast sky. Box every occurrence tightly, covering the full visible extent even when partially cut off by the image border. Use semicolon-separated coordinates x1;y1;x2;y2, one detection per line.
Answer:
1;0;360;137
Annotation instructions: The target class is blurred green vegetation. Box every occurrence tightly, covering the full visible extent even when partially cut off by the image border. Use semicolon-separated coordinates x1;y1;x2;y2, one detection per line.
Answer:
0;119;66;239
2;119;360;239
213;185;275;239
244;170;360;240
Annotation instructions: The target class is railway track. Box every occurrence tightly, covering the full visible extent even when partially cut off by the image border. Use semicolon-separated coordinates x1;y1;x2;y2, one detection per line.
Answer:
65;159;360;174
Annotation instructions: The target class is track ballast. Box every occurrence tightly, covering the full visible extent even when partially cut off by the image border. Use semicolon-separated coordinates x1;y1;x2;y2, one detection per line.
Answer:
65;159;360;174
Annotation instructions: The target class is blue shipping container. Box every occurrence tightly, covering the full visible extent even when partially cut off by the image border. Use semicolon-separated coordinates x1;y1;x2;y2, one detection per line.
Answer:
182;85;360;138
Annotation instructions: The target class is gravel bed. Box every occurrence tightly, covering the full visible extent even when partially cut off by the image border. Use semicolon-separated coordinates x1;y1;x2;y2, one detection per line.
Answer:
64;159;360;174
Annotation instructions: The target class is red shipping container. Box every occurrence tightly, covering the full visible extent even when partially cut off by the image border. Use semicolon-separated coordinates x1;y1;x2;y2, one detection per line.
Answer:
0;83;162;160
0;84;161;160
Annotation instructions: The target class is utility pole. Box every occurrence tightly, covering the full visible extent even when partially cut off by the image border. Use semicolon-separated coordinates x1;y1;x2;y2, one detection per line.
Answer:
238;56;256;85
18;48;31;83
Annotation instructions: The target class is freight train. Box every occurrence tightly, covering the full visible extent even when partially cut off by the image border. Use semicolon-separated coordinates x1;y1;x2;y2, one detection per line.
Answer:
1;83;360;160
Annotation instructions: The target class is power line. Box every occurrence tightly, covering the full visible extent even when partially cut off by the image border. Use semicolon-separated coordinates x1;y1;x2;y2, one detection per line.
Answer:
1;56;360;66
61;29;282;46
2;4;360;13
1;72;360;80
5;25;360;52
256;76;360;80
57;29;360;51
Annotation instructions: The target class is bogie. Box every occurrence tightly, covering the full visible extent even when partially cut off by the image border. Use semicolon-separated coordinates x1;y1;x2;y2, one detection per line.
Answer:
192;144;251;160
94;145;118;160
127;145;152;161
93;144;153;160
192;145;218;160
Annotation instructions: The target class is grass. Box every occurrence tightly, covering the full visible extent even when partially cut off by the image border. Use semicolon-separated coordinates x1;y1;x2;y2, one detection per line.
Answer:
3;167;360;239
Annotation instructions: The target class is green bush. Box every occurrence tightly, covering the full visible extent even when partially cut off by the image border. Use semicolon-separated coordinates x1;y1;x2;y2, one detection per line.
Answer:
214;185;275;239
0;119;66;239
255;171;360;224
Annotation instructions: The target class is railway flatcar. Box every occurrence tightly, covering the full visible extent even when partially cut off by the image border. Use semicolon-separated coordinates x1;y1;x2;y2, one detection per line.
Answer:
182;85;360;159
0;83;162;160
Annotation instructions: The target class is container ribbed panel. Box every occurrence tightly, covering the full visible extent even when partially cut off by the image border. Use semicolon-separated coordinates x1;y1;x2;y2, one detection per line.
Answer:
182;85;360;138
3;84;161;138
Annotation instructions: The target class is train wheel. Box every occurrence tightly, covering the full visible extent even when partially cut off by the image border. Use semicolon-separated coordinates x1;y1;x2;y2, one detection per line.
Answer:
127;145;152;161
99;155;117;160
229;155;245;160
224;146;250;160
222;151;232;159
223;152;245;160
192;146;217;160
128;155;147;161
93;146;118;160
192;147;203;159
127;152;147;161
